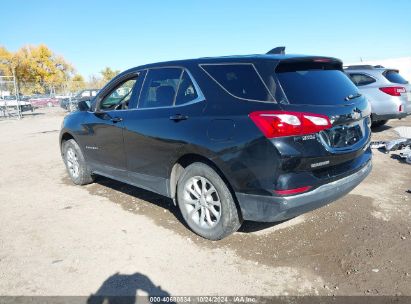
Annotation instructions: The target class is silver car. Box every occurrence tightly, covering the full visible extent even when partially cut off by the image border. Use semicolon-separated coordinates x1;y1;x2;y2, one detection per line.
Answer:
345;65;411;127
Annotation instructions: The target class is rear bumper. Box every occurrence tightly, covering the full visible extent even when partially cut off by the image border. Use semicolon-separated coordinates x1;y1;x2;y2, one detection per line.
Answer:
372;112;407;121
236;160;372;222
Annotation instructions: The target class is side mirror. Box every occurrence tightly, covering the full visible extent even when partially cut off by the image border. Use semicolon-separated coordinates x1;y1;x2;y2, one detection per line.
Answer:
77;100;91;112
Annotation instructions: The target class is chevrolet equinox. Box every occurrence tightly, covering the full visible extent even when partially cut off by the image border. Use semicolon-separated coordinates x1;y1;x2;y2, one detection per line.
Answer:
60;54;372;240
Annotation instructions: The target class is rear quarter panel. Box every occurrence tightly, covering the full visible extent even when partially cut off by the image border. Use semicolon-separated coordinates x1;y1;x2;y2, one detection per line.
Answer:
356;71;403;116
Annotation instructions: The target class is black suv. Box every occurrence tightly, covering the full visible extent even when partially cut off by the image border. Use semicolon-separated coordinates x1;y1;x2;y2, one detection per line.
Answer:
60;54;372;240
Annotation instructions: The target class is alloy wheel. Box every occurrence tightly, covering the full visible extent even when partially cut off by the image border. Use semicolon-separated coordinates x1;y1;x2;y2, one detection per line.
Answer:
183;176;222;229
66;148;80;178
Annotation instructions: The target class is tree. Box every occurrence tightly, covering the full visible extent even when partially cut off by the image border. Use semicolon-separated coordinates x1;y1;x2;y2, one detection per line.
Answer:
87;74;105;89
0;44;75;95
69;74;86;93
100;67;120;82
0;46;13;76
1;44;121;96
0;47;15;96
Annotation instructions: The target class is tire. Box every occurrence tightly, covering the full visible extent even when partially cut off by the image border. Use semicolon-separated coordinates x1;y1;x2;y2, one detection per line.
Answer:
63;139;94;185
371;120;388;128
176;162;242;240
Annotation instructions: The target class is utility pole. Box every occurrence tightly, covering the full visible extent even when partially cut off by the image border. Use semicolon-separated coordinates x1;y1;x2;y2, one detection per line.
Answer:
12;66;21;119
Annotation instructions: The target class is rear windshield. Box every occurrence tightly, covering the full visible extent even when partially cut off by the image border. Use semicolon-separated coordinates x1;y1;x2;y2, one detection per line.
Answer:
201;63;274;102
276;67;360;105
383;70;409;84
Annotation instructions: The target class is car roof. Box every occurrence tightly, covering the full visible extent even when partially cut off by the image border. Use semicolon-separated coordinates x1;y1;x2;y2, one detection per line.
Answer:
127;53;342;71
344;65;398;72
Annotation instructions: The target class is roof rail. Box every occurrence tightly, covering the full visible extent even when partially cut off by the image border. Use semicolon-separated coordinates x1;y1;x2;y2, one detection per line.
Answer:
344;65;375;70
266;46;285;55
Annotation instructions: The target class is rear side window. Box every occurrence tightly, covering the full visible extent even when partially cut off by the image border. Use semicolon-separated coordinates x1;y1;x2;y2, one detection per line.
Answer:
175;71;199;105
201;63;274;102
276;65;359;105
383;70;409;84
139;68;183;109
347;73;376;86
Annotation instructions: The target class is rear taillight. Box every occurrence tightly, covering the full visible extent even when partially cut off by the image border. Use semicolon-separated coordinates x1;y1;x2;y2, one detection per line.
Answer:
274;186;312;196
379;86;406;96
249;111;332;138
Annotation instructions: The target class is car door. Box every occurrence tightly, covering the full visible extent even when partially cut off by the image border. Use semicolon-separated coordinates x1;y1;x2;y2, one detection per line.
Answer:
81;74;140;179
123;67;206;196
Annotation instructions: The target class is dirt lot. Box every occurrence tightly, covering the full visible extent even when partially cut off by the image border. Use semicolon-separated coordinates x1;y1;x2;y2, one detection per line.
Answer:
0;108;410;297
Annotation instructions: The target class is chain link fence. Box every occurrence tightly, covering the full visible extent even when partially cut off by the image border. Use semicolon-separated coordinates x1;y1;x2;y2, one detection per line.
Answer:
0;81;101;118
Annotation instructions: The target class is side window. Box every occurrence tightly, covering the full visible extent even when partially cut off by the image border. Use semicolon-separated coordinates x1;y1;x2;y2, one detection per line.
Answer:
348;73;376;86
138;68;182;109
91;90;98;97
175;71;199;105
201;63;274;101
82;91;91;97
100;78;137;111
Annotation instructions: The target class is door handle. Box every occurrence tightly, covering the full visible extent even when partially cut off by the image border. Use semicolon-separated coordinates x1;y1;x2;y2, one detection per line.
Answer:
169;114;188;121
111;117;123;123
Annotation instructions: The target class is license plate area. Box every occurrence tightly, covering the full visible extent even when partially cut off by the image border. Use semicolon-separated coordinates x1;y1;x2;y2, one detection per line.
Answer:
320;120;365;149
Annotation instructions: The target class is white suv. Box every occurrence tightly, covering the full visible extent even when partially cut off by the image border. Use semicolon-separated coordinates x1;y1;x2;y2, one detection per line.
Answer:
345;65;411;127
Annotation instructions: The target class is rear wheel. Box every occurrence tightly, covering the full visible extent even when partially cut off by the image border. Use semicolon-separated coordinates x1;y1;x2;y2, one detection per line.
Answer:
177;162;242;240
63;139;94;185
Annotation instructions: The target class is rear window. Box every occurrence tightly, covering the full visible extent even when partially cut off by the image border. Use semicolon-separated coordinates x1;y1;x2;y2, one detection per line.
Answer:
383;70;408;84
276;67;360;105
347;73;376;86
201;63;274;102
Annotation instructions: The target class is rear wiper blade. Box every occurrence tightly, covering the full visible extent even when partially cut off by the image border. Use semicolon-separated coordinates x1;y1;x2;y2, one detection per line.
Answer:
345;93;362;101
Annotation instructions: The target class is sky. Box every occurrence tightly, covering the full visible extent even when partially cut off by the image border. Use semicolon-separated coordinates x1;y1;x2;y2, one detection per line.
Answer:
1;0;411;78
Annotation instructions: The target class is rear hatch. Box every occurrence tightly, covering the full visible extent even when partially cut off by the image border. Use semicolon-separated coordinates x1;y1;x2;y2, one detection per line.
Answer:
255;57;372;188
273;58;371;152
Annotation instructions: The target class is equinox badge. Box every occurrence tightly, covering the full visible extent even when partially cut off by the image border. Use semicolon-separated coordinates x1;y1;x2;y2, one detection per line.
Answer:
311;160;330;168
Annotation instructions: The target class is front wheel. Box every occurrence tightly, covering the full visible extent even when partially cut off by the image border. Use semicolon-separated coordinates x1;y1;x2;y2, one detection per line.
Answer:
63;139;94;185
177;162;242;240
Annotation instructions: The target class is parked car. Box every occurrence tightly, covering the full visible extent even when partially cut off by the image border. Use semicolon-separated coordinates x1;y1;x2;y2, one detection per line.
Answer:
345;65;411;127
60;53;372;240
60;89;99;111
29;95;60;108
0;95;33;113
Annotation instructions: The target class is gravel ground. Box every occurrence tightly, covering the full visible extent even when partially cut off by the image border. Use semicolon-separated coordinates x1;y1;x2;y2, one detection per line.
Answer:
0;108;410;297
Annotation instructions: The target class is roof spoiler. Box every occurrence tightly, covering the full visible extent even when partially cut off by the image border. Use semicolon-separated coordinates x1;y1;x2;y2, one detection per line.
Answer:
266;46;285;55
